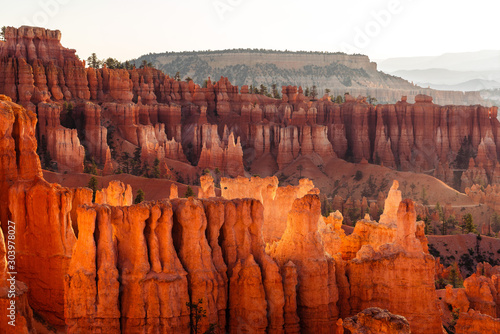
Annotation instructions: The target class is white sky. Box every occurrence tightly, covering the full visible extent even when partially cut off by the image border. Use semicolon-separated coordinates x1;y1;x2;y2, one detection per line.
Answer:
1;0;499;62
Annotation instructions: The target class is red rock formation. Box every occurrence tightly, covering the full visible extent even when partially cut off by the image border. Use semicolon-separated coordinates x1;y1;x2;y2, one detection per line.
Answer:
465;183;500;213
444;285;470;314
82;102;110;165
463;273;499;318
343;307;411;334
221;176;318;242
319;210;346;257
2;26;500;182
95;180;133;206
198;174;216;198
0;221;37;333
7;25;500;334
346;199;443;334
9;179;77;325
66;202;191;333
0;94;42;229
197;125;245;177
455;309;500;334
270;194;340;333
38;102;85;173
281;261;301;333
277;126;300;169
169;183;179;199
462;158;488;191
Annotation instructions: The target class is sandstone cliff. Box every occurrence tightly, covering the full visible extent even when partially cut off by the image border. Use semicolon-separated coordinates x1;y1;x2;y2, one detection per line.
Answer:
2;26;499;189
4;26;500;334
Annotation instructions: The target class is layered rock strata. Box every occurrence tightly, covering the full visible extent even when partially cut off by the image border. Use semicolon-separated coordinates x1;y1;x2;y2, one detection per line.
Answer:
2;27;500;185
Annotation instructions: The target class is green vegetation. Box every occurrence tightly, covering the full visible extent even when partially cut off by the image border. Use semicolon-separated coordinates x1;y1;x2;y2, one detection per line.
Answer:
367;95;377;105
87;176;98;203
435;202;445;234
420;186;429;205
436;262;463;289
132;52;374;97
354;170;363;181
310;85;318;100
0;26;5;41
114;147;163;178
184;186;194;198
87;53;136;69
84;158;98;175
186;299;217;334
461;213;477;234
346;207;361;225
152;158;161;178
134;189;145;204
87;53;103;68
449;308;460;332
139;59;153;69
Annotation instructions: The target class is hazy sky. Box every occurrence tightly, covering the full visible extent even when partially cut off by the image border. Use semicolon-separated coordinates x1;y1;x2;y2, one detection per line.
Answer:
2;0;498;62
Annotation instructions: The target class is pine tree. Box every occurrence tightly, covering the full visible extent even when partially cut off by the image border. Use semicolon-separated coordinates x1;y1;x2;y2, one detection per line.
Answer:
87;53;102;68
310;85;318;100
88;176;98;203
152;158;160;178
461;213;477;234
184;186;194;198
134;189;145;204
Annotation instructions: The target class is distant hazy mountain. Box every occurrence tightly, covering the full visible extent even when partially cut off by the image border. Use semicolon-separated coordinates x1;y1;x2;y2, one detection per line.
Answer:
390;69;500;87
378;50;500;72
417;79;500;92
379;50;500;105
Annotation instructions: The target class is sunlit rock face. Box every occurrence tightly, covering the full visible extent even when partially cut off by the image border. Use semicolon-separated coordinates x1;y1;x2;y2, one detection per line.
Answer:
343;307;411;334
0;104;445;332
221;176;318;242
4;27;500;332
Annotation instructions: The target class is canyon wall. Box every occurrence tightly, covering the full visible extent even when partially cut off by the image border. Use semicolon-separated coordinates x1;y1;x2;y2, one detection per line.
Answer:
1;95;447;333
3;26;500;333
1;26;499;189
